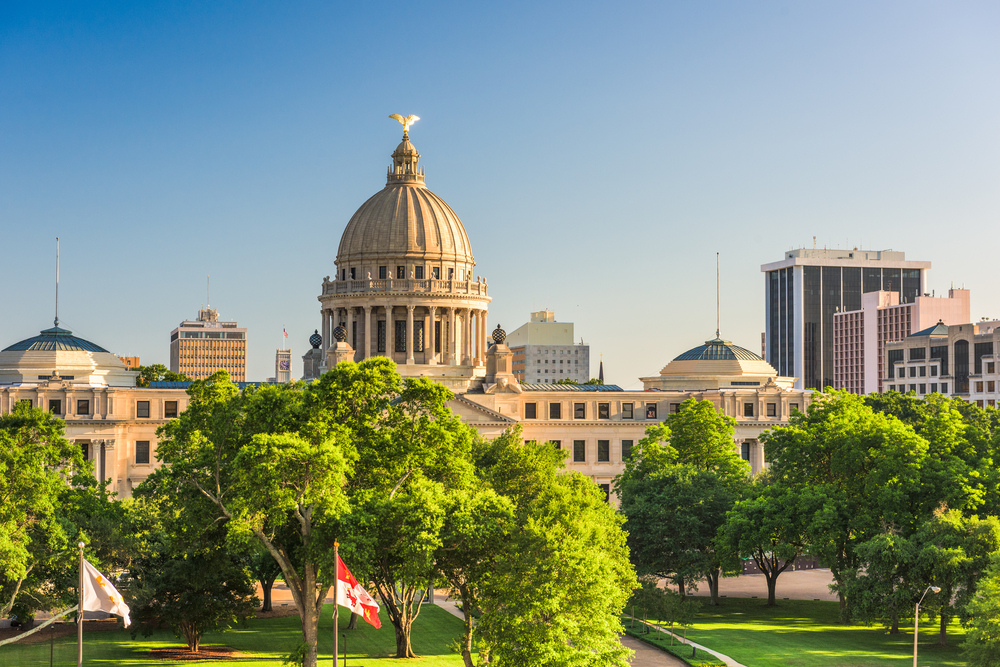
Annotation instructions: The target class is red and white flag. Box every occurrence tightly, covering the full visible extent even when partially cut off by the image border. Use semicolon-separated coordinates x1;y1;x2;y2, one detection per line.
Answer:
336;555;381;628
283;328;288;339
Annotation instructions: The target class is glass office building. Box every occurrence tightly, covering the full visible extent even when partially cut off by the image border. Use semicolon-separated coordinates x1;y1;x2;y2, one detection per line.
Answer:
762;249;929;391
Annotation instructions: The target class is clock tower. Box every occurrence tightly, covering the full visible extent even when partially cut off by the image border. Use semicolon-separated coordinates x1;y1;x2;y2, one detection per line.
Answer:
275;347;291;383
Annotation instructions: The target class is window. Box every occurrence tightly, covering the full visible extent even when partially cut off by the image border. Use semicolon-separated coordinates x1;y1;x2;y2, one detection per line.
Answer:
448;268;454;280
622;403;633;419
525;403;537;419
743;403;754;417
136;441;150;465
909;367;917;378
976;381;985;393
989;362;996;374
81;442;90;461
549;403;561;419
414;322;424;353
889;385;896;392
910;348;926;361
573;440;586;462
919;366;926;377
598;440;610;462
599;484;610;503
989;381;996;393
395;321;407;353
379;266;387;279
574;403;586;419
341;269;346;281
741;442;751;461
930;383;938;393
350;267;356;279
49;399;62;414
790;403;799;413
377;320;386;353
432;267;440;279
164;401;178;418
670;403;680;414
931;366;938;376
766;403;776;417
977;400;985;408
920;384;926;394
941;382;948;393
598;403;610;419
910;384;917;392
397;266;405;279
551;440;561;450
415;266;424;279
77;399;90;415
645;404;657;420
136;401;150;418
622;440;633;460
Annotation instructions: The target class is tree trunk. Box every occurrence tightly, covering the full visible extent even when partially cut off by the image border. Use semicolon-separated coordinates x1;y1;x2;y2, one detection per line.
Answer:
396;619;414;658
261;576;275;612
939;612;948;646
347;612;359;630
890;614;899;634
708;567;721;606
460;609;475;667
766;573;777;606
181;622;201;652
677;575;686;600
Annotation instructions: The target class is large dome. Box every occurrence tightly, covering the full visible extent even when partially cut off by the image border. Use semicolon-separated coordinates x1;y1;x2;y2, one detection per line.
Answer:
0;325;135;387
661;338;777;377
2;326;109;353
335;132;476;276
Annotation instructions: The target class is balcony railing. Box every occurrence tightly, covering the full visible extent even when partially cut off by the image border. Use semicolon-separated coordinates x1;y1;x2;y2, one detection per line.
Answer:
322;278;488;297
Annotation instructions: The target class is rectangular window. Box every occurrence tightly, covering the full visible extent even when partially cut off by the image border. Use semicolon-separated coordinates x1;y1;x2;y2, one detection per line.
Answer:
395;321;407;352
989;362;996;374
919;366;926;377
136;401;150;418
910;384;917;392
599;483;610;503
341;269;346;281
942;382;948;393
574;403;586;419
414;321;424;353
81;442;90;461
136;441;150;465
49;399;62;414
909;367;917;378
415;266;424;279
551;440;561;450
989;381;996;393
525;403;537;419
766;403;776;417
549;403;561;419
920;384;927;394
741;442;751;461
350;267;356;279
573;440;586;462
448;268;454;280
379;266;387;279
622;440;633;460
622;403;633;419
646;404;657;420
397;266;405;279
931;383;938;393
670;403;680;414
910;347;926;361
164;401;178;418
378;320;386;353
743;403;754;417
931;366;938;376
434;321;441;354
887;349;904;379
790;403;799;413
889;385;896;392
976;381;984;393
77;399;90;415
432;267;440;280
598;403;610;419
597;440;610;462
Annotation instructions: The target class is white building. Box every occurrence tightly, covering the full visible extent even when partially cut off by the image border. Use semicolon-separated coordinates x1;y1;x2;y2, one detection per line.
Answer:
506;310;590;384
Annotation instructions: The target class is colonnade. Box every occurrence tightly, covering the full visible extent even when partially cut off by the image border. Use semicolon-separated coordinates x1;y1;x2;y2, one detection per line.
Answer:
320;304;489;366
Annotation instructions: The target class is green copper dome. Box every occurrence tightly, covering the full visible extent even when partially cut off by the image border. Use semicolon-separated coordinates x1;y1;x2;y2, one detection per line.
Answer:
673;338;764;362
2;327;109;353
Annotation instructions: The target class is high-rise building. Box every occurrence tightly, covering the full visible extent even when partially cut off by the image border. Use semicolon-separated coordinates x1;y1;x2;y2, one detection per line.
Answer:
507;310;590;384
117;356;140;369
761;248;931;390
834;288;970;395
275;348;291;383
169;308;247;381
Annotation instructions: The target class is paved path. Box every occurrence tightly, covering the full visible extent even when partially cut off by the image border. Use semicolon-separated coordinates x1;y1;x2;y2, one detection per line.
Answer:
621;634;687;666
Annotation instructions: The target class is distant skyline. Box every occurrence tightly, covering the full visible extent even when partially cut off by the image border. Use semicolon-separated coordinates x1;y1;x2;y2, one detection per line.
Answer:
2;2;998;387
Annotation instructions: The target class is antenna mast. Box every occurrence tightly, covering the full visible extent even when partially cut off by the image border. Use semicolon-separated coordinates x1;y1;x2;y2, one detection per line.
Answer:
716;252;720;338
55;237;60;327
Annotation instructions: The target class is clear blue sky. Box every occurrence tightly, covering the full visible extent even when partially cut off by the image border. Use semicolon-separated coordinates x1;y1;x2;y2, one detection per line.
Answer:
2;1;998;386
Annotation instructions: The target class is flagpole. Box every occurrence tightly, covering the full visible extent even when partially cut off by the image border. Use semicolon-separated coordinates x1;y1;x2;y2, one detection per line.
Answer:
333;541;339;667
77;541;84;667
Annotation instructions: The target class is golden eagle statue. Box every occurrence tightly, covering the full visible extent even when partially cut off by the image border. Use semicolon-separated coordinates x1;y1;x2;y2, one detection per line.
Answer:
389;114;420;134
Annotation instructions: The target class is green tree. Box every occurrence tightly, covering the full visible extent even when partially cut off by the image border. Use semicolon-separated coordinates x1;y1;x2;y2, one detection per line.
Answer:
716;476;811;605
249;546;283;612
963;555;1000;667
761;391;928;616
0;403;84;619
473;427;637;666
843;531;918;634
133;364;192;387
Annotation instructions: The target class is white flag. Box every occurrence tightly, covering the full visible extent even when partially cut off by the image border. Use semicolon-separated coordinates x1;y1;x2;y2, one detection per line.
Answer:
82;559;131;627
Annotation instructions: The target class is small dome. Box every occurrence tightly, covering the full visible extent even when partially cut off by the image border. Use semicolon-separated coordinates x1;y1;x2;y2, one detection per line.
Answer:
3;327;109;353
673;338;763;362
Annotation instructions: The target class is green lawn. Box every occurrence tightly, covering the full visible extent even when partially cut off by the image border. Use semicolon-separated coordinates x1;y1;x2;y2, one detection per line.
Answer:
0;603;466;666
640;598;968;667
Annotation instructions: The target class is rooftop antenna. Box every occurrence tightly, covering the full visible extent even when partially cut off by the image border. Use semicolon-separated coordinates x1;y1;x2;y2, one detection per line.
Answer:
54;237;60;327
716;252;720;339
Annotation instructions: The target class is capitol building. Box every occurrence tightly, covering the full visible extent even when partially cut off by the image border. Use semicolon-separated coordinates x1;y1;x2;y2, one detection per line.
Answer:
0;120;815;500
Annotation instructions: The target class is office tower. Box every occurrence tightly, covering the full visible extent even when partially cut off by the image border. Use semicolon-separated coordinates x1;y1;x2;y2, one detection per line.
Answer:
169;308;247;381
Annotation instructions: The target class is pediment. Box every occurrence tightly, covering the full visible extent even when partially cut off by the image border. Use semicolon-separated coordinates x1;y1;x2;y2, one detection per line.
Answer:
448;396;517;425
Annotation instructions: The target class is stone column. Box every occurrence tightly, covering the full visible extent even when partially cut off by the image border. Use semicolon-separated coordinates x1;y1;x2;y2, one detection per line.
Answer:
346;307;354;349
386;305;395;360
446;307;456;365
406;305;415;365
464;309;472;365
363;306;372;359
322;308;331;350
428;306;437;365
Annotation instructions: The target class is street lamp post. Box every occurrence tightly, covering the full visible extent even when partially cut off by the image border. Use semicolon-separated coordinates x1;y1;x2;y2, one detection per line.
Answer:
913;585;941;667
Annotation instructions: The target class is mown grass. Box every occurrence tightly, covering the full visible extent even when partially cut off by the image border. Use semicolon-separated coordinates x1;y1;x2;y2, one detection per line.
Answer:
639;598;967;667
0;603;465;666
